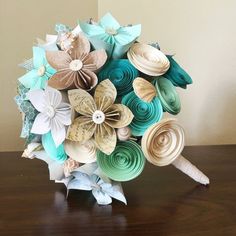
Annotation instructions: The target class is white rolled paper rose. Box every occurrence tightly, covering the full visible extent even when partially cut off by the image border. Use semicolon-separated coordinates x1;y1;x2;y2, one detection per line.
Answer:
127;43;170;76
141;119;209;185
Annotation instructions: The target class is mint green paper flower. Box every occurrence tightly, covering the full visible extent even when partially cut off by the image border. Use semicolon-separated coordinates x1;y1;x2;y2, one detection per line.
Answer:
79;13;141;59
18;47;56;90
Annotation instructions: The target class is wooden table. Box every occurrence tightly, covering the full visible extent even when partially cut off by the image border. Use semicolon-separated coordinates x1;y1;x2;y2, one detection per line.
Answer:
0;145;235;236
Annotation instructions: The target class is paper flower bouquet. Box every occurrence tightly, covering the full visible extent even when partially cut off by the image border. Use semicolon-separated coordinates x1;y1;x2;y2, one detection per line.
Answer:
15;13;209;205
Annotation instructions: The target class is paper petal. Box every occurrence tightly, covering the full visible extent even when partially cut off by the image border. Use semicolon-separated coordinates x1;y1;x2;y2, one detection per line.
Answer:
33;47;46;68
99;13;120;30
51;121;66;147
83;49;107;72
18;70;39;89
92;189;112;205
68;89;96;116
46;51;71;70
94;123;117;155
106;104;134;129
45;86;62;108
67;173;92;191
31;113;51;134
94;79;117;110
65;139;97;163
66;116;96;142
27;89;47;112
76;69;98;91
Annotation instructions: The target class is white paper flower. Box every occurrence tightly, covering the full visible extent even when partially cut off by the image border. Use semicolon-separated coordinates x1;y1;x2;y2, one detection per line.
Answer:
28;86;72;146
67;163;127;205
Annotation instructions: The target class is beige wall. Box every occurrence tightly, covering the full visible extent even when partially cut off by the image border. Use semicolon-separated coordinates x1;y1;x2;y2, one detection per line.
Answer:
1;0;236;151
99;0;236;146
0;0;97;151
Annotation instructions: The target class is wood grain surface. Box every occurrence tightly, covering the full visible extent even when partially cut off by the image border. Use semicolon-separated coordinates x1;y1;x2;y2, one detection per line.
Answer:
0;145;235;236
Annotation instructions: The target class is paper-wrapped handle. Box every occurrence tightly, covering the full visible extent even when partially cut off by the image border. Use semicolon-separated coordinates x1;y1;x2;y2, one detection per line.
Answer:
172;155;210;185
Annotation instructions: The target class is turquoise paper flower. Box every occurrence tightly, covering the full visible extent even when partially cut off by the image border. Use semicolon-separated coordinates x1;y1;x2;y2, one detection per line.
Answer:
79;13;141;59
18;47;56;90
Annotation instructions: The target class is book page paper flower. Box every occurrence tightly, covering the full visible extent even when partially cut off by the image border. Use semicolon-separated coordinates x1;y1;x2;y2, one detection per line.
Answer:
67;163;127;205
127;43;170;76
122;91;163;136
165;56;193;89
65;139;97;163
28;86;72;147
97;141;145;181
46;33;107;91
18;47;56;90
98;59;139;96
141;119;209;185
67;79;134;154
79;13;141;59
133;77;181;115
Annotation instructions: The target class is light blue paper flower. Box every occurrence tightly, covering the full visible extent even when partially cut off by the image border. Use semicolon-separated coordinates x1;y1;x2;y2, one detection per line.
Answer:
67;163;127;205
79;13;141;59
18;47;56;90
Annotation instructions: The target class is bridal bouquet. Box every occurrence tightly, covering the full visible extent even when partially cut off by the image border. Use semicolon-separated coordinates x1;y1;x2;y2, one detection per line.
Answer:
15;13;209;205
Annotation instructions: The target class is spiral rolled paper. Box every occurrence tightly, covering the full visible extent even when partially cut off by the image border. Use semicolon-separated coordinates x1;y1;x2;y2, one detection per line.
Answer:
141;119;185;166
154;77;181;115
97;141;145;181
122;91;163;136
117;127;132;141
98;59;139;96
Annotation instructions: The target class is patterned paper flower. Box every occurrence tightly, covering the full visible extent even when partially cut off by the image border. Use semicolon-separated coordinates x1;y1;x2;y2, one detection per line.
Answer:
18;47;56;90
46;32;107;91
14;83;39;143
79;13;141;59
67;79;134;154
67;163;127;205
28;86;72;147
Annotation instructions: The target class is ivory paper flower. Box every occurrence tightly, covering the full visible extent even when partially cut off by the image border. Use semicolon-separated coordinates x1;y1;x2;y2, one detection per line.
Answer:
46;32;107;91
79;13;141;59
28;86;72;147
18;47;56;90
67;79;134;154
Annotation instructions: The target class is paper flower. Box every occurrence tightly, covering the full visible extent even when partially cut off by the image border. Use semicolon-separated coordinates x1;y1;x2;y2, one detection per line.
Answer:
67;163;127;205
127;43;170;76
28;86;72;147
79;13;141;59
63;158;80;177
46;32;107;91
37;34;58;51
65;139;97;163
141;119;209;185
133;77;181;115
18;47;56;90
154;77;181;115
97;141;145;181
14;83;39;142
67;79;134;154
122;91;163;136
164;56;193;89
98;59;139;96
117;127;132;141
42;132;67;162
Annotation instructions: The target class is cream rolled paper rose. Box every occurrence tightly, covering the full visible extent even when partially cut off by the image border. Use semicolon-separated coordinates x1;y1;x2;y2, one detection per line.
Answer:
66;79;134;155
141;119;209;185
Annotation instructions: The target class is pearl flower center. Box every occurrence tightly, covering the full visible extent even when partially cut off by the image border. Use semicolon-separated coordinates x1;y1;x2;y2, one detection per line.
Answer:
92;110;105;124
38;66;46;76
106;27;117;36
45;105;55;118
69;59;83;71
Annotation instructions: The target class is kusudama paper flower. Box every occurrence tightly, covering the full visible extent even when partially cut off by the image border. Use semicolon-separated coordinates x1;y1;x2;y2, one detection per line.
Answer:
18;47;56;90
46;32;107;91
67;162;127;205
14;83;39;143
98;59;139;96
79;12;141;59
97;140;145;182
122;91;163;136
66;79;134;155
28;86;72;147
164;55;193;89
